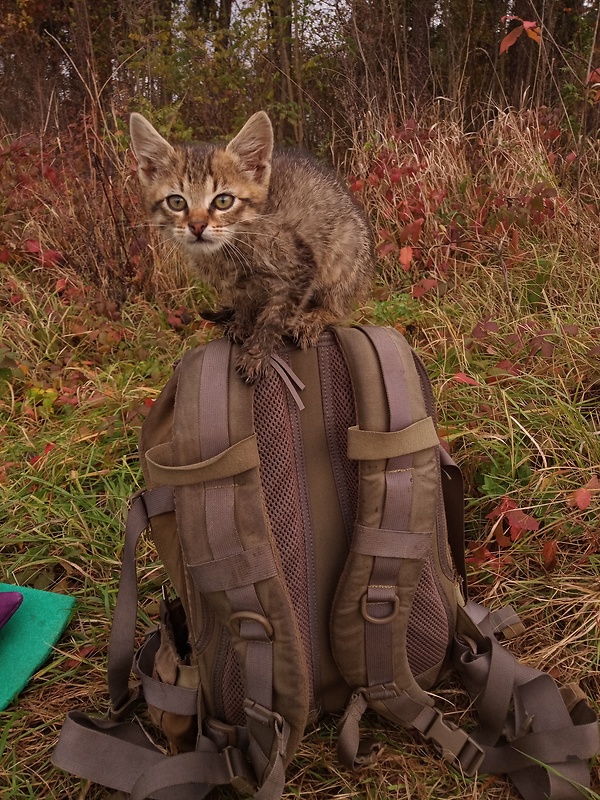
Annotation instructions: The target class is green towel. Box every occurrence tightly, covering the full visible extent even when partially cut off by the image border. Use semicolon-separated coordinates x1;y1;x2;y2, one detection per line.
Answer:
0;583;76;710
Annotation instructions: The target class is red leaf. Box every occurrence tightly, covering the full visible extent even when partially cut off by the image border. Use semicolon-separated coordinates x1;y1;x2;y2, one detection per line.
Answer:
505;507;539;534
542;540;558;571
562;324;579;336
399;218;424;244
65;645;97;669
570;488;592;510
472;318;499;339
452;371;481;386
524;24;542;42
466;542;491;565
493;524;512;548
25;239;41;254
30;443;56;466
41;249;63;267
399;246;413;270
376;242;398;257
411;278;437;299
0;247;9;262
167;314;184;329
584;476;600;492
565;152;577;165
43;165;59;187
487;496;518;520
500;24;524;54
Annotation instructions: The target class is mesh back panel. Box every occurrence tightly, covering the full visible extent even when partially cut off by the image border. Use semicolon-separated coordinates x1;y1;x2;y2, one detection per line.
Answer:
406;560;450;676
254;368;313;697
221;366;313;722
321;338;358;538
221;644;246;725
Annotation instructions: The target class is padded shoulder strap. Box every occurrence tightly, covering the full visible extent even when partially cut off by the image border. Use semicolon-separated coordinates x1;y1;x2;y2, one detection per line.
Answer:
331;326;481;773
170;337;309;799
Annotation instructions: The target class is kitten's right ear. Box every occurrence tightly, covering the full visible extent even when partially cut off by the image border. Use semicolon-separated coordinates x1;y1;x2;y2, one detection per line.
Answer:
129;113;175;181
226;111;273;184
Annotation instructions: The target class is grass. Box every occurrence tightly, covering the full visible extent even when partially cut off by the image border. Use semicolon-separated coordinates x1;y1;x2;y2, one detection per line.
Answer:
1;108;599;798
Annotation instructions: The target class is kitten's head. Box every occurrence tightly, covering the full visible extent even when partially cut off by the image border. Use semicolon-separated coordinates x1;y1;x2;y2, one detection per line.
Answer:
129;111;273;255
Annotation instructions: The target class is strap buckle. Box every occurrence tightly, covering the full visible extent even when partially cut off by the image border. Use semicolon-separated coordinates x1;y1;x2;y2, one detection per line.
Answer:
418;707;485;776
244;699;284;732
223;745;256;795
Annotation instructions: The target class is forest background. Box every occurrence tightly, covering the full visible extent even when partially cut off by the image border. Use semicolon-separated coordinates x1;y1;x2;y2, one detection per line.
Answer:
1;1;599;798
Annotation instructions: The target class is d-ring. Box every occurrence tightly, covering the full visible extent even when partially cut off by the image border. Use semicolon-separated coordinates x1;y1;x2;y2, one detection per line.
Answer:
230;611;274;639
360;593;400;624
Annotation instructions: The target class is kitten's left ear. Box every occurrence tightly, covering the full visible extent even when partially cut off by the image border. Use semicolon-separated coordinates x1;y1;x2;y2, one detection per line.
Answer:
226;111;273;184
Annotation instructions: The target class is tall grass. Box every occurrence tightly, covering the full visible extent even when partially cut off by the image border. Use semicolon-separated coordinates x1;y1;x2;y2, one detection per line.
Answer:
0;105;598;798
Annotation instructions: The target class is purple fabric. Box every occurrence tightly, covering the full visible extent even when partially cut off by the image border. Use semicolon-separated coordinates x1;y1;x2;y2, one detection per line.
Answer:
0;592;23;629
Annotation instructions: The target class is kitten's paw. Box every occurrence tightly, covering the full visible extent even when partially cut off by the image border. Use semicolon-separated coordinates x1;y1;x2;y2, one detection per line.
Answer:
290;318;327;350
225;319;254;345
235;349;273;384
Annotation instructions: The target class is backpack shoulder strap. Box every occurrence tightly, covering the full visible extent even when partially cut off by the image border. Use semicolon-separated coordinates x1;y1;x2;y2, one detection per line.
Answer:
330;325;483;774
162;336;309;798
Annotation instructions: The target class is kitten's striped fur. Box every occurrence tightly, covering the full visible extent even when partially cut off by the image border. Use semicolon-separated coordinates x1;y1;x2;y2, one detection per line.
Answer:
130;111;374;382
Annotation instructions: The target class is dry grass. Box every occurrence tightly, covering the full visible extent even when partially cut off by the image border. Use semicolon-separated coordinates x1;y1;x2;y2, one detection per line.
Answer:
1;107;599;798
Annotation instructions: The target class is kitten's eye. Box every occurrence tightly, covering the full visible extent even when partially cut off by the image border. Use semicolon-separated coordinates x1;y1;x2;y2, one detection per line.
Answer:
166;195;187;211
212;194;235;210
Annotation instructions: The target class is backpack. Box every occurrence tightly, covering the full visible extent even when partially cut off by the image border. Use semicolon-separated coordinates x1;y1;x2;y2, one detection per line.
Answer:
52;325;599;800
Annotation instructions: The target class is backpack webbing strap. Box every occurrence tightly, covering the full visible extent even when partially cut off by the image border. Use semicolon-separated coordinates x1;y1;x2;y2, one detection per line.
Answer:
53;710;255;799
338;684;484;775
53;487;256;798
454;601;599;800
108;485;175;715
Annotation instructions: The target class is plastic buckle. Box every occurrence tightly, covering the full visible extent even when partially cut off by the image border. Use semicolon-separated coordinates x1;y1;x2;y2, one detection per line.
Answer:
224;746;256;795
243;699;284;732
421;709;485;776
362;682;400;703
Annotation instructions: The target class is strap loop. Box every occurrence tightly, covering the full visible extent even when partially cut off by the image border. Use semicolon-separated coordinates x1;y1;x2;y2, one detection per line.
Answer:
347;416;438;460
145;435;260;486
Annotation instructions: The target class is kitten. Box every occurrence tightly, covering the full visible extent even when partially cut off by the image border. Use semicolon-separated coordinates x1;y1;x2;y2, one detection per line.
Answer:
129;111;374;382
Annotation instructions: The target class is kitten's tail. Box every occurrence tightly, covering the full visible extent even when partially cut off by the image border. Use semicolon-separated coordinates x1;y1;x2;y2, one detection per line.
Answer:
200;307;235;325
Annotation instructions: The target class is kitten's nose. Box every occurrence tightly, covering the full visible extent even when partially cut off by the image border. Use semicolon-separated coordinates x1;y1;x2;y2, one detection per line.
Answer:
188;221;207;237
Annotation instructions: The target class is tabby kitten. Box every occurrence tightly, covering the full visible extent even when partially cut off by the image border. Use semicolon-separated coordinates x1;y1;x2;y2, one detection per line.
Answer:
129;111;374;382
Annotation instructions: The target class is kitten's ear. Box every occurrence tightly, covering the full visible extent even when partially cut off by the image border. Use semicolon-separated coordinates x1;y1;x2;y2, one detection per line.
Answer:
226;111;273;184
129;112;175;181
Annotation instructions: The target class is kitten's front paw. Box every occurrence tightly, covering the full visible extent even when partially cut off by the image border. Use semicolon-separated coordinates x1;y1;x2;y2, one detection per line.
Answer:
225;318;254;345
290;318;327;350
235;348;273;384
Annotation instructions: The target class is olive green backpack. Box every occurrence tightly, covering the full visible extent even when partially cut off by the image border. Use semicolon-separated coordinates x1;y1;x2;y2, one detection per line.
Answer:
53;326;598;799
